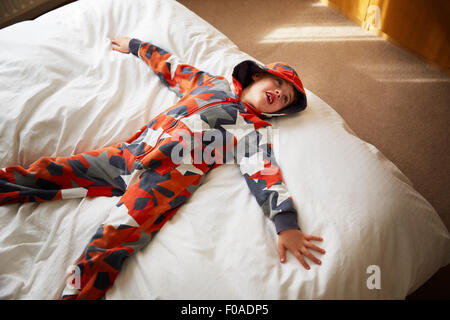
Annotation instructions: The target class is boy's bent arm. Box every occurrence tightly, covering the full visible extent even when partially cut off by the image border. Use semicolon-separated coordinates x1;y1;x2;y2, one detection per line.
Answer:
235;129;299;234
235;129;325;269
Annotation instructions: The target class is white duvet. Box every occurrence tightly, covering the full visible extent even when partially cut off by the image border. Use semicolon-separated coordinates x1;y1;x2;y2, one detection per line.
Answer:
0;0;448;300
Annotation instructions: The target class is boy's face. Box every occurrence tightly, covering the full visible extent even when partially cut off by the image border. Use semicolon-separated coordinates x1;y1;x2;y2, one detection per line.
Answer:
241;73;296;113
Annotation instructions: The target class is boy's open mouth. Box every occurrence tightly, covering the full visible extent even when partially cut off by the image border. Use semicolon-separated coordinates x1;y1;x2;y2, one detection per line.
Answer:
266;92;274;104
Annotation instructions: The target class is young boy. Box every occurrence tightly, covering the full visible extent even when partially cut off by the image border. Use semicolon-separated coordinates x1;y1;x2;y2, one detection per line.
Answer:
0;36;325;299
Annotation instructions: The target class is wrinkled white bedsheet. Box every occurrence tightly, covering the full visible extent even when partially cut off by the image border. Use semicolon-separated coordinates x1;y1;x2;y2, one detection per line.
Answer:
0;0;448;299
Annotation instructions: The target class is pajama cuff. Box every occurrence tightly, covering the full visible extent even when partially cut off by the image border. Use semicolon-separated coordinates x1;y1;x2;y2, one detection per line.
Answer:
274;211;301;234
129;38;142;56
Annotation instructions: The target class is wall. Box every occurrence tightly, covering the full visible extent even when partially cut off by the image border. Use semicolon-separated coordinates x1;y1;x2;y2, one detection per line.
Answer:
319;0;450;75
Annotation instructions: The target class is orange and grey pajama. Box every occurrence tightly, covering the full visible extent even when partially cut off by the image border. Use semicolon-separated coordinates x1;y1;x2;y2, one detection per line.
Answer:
0;38;306;299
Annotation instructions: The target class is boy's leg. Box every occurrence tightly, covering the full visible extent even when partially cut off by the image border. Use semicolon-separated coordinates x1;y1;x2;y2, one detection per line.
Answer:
61;168;202;300
0;142;141;205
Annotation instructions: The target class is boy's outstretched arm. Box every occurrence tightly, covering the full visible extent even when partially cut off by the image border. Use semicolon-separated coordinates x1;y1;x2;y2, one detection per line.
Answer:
277;229;325;270
111;36;214;99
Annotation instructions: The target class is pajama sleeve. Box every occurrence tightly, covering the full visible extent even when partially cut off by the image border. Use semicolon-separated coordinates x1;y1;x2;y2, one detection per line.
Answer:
235;127;300;234
129;38;207;99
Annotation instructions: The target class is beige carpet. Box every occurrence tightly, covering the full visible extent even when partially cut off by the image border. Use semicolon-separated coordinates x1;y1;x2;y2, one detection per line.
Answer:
178;0;450;299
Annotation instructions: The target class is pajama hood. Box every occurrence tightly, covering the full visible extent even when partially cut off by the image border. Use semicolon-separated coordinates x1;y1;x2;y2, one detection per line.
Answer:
232;60;307;117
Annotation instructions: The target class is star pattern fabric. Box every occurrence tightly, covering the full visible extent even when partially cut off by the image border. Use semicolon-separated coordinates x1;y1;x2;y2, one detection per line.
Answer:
0;38;304;300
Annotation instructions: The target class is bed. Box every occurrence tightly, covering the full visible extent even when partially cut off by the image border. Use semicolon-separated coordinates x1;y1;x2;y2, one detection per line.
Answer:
0;0;448;300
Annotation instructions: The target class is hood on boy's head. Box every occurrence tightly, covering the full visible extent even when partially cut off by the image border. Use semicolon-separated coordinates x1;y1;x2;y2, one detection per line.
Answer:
232;60;307;117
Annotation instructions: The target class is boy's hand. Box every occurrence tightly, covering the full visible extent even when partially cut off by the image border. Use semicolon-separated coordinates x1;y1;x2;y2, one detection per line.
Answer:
277;229;325;270
111;37;132;53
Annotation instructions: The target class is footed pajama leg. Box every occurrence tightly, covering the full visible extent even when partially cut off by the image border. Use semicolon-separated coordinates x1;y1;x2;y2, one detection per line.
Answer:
0;142;141;205
61;167;201;300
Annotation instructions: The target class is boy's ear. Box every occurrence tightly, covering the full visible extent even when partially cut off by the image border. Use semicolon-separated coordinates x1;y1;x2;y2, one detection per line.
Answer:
252;72;264;81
